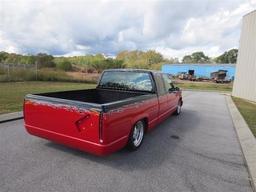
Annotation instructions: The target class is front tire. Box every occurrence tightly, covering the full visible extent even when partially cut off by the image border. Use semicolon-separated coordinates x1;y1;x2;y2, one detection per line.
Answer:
174;100;182;115
127;120;145;150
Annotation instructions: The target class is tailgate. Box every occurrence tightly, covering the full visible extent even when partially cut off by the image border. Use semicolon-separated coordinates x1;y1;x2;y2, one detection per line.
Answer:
24;95;101;144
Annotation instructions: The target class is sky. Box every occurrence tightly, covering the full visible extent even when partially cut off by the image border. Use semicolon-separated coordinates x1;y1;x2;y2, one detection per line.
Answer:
0;0;255;59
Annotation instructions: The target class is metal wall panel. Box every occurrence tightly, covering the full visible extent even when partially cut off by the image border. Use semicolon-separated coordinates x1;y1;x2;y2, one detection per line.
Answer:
162;64;236;79
232;11;256;102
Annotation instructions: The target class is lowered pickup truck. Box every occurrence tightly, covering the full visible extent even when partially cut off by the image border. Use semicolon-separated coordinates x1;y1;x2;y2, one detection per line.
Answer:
24;69;183;156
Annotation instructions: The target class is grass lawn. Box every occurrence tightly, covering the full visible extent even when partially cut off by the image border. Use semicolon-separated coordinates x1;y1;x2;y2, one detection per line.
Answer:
232;97;256;137
0;81;96;114
175;80;233;92
0;80;233;114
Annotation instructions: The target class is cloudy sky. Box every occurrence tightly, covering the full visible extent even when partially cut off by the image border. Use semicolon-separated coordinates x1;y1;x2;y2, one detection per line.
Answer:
0;0;255;59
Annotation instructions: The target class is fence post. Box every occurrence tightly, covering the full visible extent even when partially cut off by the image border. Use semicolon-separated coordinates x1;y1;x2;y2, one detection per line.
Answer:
7;63;10;81
35;61;38;81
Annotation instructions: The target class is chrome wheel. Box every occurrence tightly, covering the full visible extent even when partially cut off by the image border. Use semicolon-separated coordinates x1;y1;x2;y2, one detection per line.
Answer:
132;121;144;147
174;100;182;115
177;103;181;114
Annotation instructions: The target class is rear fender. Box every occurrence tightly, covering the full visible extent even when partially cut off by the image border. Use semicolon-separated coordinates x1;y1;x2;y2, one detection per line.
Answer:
130;115;149;132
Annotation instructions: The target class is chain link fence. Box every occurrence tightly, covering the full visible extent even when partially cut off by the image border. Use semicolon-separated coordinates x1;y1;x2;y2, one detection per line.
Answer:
0;63;97;83
0;63;39;82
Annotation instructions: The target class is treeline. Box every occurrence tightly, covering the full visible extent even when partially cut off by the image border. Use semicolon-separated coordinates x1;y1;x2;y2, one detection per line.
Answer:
54;54;125;72
181;49;238;64
0;52;125;73
0;48;238;72
116;50;176;69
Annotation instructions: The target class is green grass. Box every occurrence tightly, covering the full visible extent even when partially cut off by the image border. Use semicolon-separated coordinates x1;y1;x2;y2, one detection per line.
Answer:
232;97;256;137
0;80;233;115
175;81;233;92
0;81;96;114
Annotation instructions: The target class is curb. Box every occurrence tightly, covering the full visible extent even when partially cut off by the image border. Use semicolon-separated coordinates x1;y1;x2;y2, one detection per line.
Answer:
0;111;23;123
226;96;256;192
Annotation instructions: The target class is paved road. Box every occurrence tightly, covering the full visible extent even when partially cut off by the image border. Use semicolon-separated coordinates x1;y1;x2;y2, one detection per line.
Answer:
0;91;252;192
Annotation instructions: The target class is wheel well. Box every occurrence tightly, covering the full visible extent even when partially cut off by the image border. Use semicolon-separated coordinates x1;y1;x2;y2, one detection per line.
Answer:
141;118;149;133
179;98;183;106
131;118;149;135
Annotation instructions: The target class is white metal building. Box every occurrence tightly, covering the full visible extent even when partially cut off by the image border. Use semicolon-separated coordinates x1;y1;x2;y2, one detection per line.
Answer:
232;10;256;102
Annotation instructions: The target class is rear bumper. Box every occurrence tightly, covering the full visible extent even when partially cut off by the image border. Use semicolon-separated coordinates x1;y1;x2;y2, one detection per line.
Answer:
25;124;128;156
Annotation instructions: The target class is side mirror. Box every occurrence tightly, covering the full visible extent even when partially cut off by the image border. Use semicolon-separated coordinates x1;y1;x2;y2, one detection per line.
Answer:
168;87;176;92
169;87;180;92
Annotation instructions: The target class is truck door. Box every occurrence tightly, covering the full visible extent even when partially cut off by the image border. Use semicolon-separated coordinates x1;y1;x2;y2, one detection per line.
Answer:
154;73;170;121
162;74;178;111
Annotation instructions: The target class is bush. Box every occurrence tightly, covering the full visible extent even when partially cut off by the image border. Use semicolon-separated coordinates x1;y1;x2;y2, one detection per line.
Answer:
0;67;97;83
11;69;36;81
0;68;70;82
0;66;5;75
89;58;126;73
36;53;56;68
57;61;73;71
0;68;36;82
37;69;72;81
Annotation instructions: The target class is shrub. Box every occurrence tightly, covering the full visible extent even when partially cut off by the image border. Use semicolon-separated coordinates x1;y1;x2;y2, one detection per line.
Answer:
57;60;73;71
0;68;36;82
0;66;5;75
89;58;126;73
36;53;56;68
37;69;72;81
0;67;97;83
11;69;36;81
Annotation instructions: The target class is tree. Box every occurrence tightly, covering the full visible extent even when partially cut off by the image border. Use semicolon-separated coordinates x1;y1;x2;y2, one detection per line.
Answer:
215;49;238;63
191;52;210;63
57;60;73;71
116;50;165;69
0;52;8;63
182;52;210;63
94;53;105;60
90;58;125;73
182;55;193;63
36;53;55;68
144;50;163;66
116;50;129;61
168;57;179;64
4;53;20;64
27;55;36;64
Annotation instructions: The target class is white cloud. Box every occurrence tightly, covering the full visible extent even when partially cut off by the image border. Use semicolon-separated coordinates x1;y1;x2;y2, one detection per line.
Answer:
0;0;255;58
156;46;222;61
180;2;255;47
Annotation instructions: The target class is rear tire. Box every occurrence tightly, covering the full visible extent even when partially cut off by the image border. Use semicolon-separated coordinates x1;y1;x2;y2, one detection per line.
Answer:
127;120;145;150
174;100;182;115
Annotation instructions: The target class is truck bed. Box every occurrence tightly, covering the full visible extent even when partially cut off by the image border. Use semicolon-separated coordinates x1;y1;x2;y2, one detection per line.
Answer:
36;88;146;104
24;87;157;155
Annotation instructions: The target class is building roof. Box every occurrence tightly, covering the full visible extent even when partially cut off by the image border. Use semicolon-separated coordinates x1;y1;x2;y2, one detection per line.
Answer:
243;9;256;18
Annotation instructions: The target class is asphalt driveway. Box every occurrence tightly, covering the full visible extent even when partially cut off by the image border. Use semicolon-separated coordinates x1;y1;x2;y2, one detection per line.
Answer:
0;91;252;192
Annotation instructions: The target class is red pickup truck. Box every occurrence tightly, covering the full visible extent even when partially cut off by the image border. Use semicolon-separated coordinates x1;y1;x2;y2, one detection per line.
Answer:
24;69;182;156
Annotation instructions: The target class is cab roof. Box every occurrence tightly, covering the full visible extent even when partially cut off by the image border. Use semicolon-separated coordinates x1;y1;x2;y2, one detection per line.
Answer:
103;68;163;74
